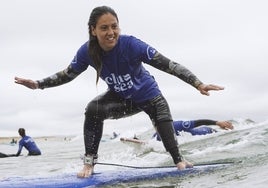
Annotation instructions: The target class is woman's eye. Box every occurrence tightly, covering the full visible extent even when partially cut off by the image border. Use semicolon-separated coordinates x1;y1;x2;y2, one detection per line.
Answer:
99;24;118;31
100;26;108;31
112;25;118;29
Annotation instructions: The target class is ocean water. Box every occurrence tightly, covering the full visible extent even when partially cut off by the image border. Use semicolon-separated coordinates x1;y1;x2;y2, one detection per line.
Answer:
0;118;267;188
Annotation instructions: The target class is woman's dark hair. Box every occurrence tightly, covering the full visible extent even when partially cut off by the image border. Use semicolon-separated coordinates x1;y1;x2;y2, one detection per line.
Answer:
88;6;119;84
18;128;25;137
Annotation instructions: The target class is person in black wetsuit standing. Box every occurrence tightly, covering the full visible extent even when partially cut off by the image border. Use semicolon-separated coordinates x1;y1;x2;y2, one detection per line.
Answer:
14;6;224;178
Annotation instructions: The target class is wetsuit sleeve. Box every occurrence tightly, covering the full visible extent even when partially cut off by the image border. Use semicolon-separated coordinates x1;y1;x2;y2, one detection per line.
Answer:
37;65;81;89
147;52;203;89
193;119;217;127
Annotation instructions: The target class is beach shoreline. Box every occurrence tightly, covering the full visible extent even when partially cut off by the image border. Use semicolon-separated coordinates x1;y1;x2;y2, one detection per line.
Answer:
0;135;76;144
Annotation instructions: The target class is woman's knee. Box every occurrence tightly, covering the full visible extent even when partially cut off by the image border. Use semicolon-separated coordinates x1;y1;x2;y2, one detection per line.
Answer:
85;100;105;120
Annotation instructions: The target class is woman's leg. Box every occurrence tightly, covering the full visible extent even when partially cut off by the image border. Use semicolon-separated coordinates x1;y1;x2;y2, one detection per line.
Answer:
138;95;182;164
78;90;141;178
83;90;140;156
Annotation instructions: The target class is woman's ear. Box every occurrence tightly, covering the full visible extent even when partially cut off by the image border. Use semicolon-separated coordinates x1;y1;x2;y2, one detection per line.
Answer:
91;26;96;36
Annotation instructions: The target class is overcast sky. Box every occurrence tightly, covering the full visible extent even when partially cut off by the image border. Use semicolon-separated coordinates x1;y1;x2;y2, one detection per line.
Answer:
1;0;268;137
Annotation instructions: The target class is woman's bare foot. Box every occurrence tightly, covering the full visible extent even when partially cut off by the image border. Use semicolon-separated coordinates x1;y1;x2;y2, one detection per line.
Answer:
77;164;94;178
176;160;193;170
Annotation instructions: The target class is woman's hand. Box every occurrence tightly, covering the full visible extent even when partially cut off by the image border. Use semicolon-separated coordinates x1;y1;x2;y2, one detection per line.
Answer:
197;84;224;96
216;121;234;130
14;77;39;89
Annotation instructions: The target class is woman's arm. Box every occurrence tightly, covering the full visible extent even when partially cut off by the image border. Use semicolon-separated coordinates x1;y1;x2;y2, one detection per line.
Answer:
147;52;203;88
194;119;217;127
194;119;234;130
15;145;23;156
37;65;81;89
15;65;81;89
147;52;224;95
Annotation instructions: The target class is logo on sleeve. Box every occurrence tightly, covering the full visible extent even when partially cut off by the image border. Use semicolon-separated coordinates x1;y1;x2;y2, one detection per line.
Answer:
182;121;191;129
146;46;156;60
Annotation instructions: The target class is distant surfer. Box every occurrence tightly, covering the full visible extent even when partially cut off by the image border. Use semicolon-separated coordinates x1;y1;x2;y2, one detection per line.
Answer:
110;132;120;139
15;128;41;156
120;119;233;144
10;138;17;145
153;119;233;141
0;128;41;158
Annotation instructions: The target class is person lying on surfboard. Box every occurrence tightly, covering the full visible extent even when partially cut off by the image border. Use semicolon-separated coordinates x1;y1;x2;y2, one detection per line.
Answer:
14;6;224;178
153;119;234;141
120;119;233;144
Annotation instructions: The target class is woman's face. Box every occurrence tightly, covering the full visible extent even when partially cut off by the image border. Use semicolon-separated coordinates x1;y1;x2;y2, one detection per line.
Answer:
91;13;120;51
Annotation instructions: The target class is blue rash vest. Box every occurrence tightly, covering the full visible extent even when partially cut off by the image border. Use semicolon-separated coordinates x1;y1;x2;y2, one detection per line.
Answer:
70;35;161;103
153;120;215;141
17;136;41;155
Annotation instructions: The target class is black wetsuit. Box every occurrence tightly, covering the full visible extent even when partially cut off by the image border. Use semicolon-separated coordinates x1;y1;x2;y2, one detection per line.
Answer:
0;152;16;158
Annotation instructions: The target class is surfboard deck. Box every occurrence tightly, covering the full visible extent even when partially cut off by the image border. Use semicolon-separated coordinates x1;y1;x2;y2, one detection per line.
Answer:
0;163;231;188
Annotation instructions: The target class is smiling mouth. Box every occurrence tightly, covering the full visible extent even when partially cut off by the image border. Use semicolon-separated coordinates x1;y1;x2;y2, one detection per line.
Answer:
107;36;115;41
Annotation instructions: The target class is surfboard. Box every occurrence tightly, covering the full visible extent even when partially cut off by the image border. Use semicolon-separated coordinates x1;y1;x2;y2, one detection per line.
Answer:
0;162;232;188
120;137;147;144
